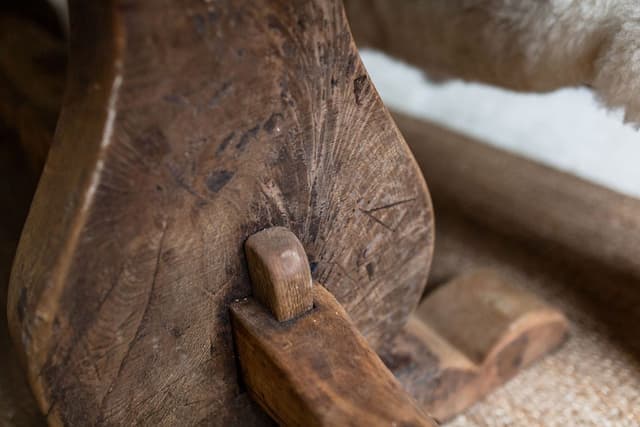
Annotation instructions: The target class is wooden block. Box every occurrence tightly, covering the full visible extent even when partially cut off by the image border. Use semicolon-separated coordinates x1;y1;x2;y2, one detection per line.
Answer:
245;227;313;321
385;270;568;422
231;285;436;427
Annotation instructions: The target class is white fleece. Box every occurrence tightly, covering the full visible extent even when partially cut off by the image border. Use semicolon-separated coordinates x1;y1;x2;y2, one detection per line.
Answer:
488;0;640;123
344;0;640;124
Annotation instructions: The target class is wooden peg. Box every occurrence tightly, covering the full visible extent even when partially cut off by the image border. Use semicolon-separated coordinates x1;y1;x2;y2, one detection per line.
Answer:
244;227;313;321
231;227;436;427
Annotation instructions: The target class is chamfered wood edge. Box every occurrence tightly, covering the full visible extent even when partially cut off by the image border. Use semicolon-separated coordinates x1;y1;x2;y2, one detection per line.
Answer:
7;1;122;418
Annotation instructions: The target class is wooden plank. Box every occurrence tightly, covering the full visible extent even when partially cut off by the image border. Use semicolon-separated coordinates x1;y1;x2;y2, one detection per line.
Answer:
0;5;62;425
233;226;434;426
0;112;45;427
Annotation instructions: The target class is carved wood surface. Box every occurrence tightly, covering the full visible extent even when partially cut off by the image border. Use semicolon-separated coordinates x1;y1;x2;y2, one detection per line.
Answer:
0;118;46;427
0;5;61;425
7;1;433;424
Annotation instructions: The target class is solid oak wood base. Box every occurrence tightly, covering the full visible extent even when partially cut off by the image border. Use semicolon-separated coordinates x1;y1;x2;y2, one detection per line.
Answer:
385;270;568;422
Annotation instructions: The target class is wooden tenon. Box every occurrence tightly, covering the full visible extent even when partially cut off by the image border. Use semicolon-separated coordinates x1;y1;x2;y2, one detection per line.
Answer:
231;227;436;426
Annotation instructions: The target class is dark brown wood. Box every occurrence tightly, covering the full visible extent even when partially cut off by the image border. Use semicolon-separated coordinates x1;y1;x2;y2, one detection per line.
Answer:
386;270;568;422
394;112;640;279
232;285;436;427
245;227;313;321
7;1;433;424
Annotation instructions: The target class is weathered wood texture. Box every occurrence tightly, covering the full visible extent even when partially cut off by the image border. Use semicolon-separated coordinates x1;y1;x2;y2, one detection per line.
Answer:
7;1;433;425
245;227;313;321
386;270;568;422
232;285;436;427
395;112;640;279
234;226;434;426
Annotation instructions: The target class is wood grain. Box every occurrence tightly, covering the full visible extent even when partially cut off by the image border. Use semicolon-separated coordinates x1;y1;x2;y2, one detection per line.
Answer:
7;1;433;424
245;227;313;321
231;285;436;427
386;270;568;422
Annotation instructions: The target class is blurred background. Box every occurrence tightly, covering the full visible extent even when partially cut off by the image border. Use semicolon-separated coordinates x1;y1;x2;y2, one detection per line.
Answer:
361;49;640;198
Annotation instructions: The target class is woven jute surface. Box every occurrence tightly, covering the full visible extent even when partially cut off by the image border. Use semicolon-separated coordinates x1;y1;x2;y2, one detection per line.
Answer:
431;210;640;426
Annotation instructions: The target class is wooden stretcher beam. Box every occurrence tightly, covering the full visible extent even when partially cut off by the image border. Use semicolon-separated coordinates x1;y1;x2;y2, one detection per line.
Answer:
395;112;640;279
